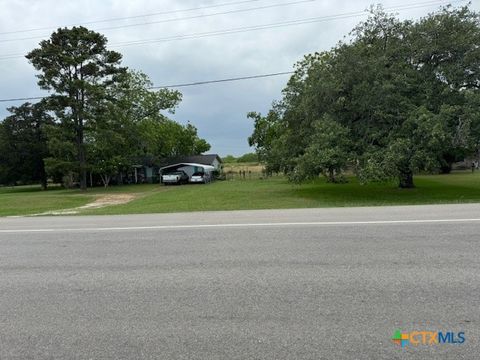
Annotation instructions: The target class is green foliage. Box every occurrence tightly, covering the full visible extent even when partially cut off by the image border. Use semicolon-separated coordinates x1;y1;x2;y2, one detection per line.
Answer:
248;110;290;174
249;4;480;188
11;29;210;189
222;155;237;163
224;153;258;163
86;70;184;186
236;153;258;163
291;115;351;183
26;26;126;190
107;70;182;124
137;119;210;159
0;102;53;188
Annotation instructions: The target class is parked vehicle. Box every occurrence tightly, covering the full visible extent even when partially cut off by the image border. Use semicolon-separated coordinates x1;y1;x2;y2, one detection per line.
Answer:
189;172;211;184
161;171;189;185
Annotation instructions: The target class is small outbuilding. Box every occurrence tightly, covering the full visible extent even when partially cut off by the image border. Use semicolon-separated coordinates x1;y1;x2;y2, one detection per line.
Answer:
159;154;223;182
162;154;222;171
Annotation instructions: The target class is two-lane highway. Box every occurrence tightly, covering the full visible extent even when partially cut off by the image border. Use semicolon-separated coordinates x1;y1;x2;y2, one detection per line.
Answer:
0;205;479;359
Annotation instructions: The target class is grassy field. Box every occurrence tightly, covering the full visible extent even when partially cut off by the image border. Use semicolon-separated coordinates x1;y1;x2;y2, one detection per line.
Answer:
0;184;160;217
1;171;480;217
0;185;90;217
223;162;265;180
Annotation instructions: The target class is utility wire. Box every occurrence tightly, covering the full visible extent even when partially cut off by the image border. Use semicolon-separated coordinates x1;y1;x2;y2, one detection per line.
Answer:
152;71;295;88
0;0;267;36
0;0;464;61
0;71;294;103
0;0;466;102
95;0;315;32
0;0;316;44
0;96;45;103
110;0;459;48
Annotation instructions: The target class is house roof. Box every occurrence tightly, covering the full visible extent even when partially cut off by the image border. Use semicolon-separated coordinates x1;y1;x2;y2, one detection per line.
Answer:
161;154;222;167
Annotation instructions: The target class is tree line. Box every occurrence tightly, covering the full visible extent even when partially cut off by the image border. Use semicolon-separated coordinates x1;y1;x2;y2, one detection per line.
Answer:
0;27;210;190
223;153;258;163
248;5;480;188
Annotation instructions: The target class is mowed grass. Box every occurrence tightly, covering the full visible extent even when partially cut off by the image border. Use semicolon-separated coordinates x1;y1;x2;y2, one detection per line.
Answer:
87;172;480;215
1;172;480;216
0;184;159;217
0;185;90;216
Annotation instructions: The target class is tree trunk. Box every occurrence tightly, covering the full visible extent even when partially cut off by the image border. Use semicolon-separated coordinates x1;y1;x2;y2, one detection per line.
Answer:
39;159;47;190
40;177;47;191
440;163;452;174
100;174;111;188
327;168;336;183
76;123;87;191
78;144;87;191
399;170;414;188
75;88;87;191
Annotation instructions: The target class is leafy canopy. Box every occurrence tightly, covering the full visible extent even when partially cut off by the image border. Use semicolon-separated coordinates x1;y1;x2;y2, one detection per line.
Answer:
249;5;480;187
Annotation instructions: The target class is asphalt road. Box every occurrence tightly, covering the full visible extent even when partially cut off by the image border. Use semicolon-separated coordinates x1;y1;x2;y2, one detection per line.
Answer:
0;204;479;359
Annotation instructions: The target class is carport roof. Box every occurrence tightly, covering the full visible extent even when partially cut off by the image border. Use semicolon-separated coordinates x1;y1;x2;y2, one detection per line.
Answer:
159;163;215;171
160;154;222;167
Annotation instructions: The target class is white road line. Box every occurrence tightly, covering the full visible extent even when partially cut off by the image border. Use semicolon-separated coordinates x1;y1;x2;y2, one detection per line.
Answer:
1;218;480;233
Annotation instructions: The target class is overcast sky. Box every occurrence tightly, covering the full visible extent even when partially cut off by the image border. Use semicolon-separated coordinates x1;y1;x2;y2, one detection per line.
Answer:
0;0;477;156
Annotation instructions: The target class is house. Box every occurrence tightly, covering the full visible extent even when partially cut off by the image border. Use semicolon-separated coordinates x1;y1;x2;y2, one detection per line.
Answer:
122;154;222;184
131;164;159;184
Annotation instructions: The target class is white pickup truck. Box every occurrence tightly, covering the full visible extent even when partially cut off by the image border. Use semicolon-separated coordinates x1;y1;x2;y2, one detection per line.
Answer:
161;171;189;185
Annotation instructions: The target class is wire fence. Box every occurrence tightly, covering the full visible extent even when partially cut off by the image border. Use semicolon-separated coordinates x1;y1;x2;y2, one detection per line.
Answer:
222;163;267;180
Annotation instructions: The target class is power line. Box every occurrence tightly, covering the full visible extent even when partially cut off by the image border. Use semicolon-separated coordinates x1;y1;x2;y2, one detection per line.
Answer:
0;0;464;61
88;0;469;49
0;0;466;103
111;0;458;48
96;0;315;33
0;71;294;103
152;71;295;89
0;0;267;36
0;0;316;44
0;96;45;103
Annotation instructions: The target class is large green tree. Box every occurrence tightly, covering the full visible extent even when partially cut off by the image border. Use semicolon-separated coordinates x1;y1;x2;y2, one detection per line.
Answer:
84;69;210;186
0;102;53;189
137;119;210;159
249;5;480;188
107;70;210;165
87;70;182;187
26;26;126;190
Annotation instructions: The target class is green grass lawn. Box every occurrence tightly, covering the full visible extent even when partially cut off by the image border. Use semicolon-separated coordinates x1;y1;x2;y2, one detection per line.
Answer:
0;185;91;217
0;183;163;216
1;172;480;217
